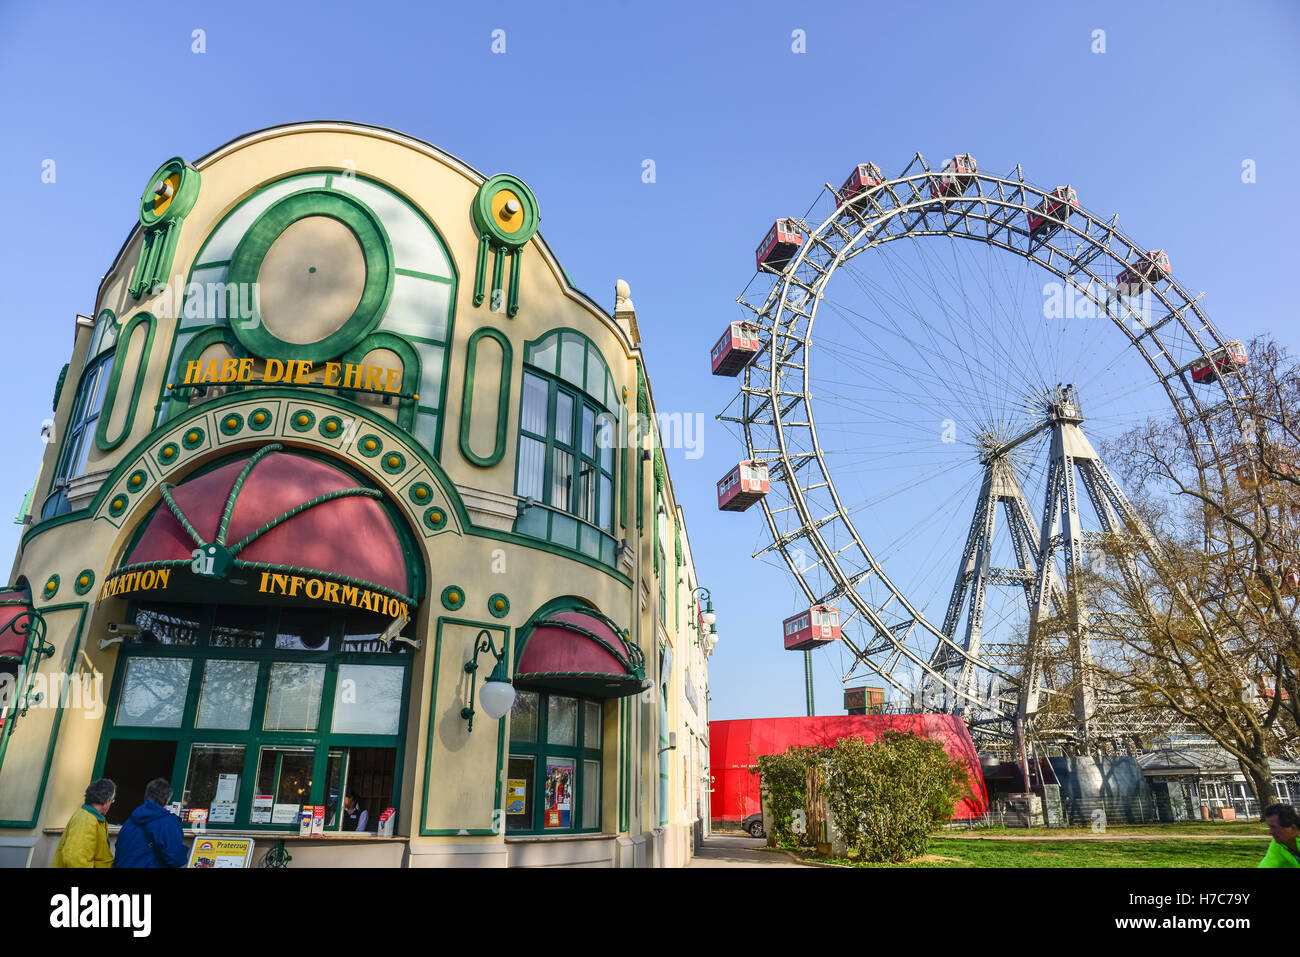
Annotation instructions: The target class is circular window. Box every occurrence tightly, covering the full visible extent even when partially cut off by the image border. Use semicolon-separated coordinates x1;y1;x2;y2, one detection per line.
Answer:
227;190;394;362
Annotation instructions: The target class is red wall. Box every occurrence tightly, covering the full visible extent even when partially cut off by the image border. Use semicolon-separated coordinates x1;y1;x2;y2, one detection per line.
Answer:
709;715;989;822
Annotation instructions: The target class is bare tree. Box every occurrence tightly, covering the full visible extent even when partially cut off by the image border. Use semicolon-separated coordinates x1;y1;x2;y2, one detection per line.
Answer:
1054;336;1300;815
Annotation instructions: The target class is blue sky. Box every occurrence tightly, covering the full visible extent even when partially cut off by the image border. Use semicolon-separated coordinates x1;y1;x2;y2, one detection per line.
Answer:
0;0;1297;720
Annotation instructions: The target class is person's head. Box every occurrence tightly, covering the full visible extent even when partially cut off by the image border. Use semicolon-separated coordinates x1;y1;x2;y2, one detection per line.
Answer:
84;778;116;812
1264;803;1299;845
344;789;358;810
144;778;173;806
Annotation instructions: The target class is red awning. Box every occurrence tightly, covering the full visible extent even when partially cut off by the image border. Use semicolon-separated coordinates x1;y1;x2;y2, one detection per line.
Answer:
515;607;646;699
112;444;414;608
0;588;41;662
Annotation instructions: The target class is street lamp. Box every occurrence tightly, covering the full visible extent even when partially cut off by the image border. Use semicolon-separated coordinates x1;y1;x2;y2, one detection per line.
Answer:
461;629;515;732
693;586;717;650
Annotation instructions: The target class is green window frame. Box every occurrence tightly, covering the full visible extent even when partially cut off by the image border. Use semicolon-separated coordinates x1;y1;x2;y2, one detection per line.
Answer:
93;602;412;835
514;366;618;567
506;689;603;835
655;489;667;620
42;312;118;519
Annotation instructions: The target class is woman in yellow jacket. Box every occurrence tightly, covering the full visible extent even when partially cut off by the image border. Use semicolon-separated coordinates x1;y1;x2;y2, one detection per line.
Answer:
52;778;116;868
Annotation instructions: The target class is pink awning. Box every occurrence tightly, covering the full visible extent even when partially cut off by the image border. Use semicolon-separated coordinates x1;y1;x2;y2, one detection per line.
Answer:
0;588;40;661
122;445;410;597
515;608;646;699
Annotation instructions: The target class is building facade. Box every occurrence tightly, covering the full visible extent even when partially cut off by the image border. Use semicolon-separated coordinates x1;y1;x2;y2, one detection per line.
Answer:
0;121;711;868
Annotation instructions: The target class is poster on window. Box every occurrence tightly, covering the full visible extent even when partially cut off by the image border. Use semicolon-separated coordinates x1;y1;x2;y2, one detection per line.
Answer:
215;773;239;803
544;764;573;828
250;795;274;824
506;779;527;815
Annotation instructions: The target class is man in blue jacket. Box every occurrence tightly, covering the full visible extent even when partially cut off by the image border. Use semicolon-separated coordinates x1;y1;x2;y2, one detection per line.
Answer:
114;778;188;868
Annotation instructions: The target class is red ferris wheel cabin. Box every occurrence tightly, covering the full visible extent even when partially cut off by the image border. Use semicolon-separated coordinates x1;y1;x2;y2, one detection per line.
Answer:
1027;186;1078;237
1115;249;1171;294
710;321;762;376
782;605;841;651
1190;340;1248;384
837;162;885;208
756;219;803;272
929;154;977;199
716;460;769;512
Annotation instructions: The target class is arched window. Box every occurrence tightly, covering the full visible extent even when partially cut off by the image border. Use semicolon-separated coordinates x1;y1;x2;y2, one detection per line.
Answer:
514;331;619;566
42;311;117;518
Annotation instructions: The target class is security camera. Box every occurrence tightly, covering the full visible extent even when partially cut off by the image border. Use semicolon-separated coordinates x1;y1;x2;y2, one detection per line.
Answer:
378;616;405;645
378;615;421;649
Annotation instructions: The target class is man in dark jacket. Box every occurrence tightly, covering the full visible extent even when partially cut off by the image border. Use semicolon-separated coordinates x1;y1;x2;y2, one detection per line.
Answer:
114;778;187;868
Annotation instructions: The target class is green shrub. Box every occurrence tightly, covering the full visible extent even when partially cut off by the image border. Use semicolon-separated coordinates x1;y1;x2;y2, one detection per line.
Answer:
824;731;970;862
753;745;826;847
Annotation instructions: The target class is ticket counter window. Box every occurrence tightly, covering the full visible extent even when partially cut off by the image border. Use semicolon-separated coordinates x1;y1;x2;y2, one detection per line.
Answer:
100;739;178;826
96;602;411;833
182;743;246;823
506;691;602;834
256;746;315;816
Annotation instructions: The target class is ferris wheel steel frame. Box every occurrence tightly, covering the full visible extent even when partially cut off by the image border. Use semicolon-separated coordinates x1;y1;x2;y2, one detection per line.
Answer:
722;152;1258;741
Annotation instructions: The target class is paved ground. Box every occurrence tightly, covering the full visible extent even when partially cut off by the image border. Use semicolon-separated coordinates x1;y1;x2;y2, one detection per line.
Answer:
686;832;806;868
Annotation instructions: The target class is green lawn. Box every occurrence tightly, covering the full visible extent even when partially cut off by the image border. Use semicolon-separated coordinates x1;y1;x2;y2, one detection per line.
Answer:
812;837;1266;868
949;820;1264;838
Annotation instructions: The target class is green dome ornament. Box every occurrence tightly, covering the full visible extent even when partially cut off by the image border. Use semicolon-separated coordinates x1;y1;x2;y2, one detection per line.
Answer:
471;174;540;318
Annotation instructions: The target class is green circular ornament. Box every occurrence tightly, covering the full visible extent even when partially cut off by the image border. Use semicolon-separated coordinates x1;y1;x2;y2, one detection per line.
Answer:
42;575;60;600
226;189;394;362
290;410;316;432
74;570;96;596
488;593;510;619
441;585;465;611
423;506;447;531
128;470;149;492
139;157;200;228
472;174;540;250
158;442;180;465
248;408;273;431
382;451;406;474
319;416;344;438
182;427;206;448
357;434;383;457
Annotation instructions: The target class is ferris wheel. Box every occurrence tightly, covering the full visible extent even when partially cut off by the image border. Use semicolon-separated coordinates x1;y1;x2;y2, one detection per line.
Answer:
714;152;1259;747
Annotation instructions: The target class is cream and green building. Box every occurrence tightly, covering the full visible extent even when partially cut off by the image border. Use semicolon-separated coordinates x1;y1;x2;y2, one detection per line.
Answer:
0;121;713;868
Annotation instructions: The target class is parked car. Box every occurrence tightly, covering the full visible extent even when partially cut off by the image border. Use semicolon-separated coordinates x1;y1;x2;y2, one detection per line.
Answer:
741;813;765;838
